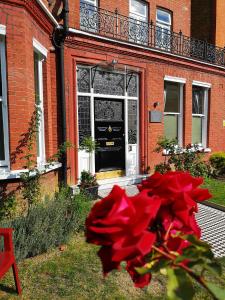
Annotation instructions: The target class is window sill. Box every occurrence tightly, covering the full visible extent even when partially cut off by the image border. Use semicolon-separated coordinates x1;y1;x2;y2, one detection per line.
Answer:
0;162;62;180
162;147;211;156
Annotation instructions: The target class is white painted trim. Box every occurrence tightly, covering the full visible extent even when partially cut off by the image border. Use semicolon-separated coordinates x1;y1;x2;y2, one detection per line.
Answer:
0;36;10;168
164;75;186;84
164;81;184;147
0;25;6;35
33;38;48;57
70;28;225;70
0;162;62;180
36;0;59;27
34;54;46;166
192;86;209;148
192;80;211;88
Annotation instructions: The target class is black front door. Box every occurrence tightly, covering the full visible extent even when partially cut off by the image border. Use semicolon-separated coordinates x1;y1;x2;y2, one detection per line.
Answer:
94;98;125;172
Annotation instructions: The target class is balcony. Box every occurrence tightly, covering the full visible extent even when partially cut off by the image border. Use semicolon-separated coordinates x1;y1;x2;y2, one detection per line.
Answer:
79;3;225;68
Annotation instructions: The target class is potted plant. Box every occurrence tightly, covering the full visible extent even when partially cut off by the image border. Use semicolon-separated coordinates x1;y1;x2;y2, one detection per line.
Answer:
79;137;99;199
79;170;99;199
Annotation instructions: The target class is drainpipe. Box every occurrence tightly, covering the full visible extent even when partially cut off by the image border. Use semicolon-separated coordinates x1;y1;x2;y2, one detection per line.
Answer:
53;0;69;185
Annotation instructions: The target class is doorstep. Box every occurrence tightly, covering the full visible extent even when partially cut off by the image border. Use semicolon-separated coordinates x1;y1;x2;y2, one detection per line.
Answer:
97;174;148;190
70;174;148;195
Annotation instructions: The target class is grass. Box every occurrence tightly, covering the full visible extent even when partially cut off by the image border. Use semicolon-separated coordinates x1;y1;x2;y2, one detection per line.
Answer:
202;177;225;206
0;233;225;300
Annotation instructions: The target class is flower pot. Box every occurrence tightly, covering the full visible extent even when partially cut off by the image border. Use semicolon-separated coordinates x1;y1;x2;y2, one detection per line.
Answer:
80;185;99;200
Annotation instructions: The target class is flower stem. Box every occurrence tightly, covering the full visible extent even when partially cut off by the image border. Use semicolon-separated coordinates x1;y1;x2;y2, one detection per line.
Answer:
152;245;219;300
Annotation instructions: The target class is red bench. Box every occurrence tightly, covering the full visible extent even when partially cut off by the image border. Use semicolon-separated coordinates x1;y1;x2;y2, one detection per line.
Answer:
0;228;22;295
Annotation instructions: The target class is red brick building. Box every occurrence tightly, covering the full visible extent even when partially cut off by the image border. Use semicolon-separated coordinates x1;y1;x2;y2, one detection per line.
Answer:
0;0;225;192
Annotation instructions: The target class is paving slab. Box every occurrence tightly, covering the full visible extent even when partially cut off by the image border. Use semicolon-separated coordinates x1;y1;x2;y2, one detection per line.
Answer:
98;185;225;258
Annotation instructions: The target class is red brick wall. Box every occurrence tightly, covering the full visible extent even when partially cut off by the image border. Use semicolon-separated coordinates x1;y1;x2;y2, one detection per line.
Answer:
0;2;59;171
65;34;225;182
71;0;190;36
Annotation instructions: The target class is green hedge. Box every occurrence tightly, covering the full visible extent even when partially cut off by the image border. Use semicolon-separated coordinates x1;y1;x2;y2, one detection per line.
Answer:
0;188;91;261
209;152;225;176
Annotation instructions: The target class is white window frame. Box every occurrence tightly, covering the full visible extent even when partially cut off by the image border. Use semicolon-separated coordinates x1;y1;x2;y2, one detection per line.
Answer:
192;83;209;148
81;0;97;5
0;32;10;169
129;0;148;45
130;0;148;21
33;39;47;166
156;8;172;50
164;79;184;146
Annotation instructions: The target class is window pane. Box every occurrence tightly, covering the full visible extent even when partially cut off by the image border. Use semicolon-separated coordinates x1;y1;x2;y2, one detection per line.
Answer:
94;70;125;95
80;0;98;32
78;96;91;145
128;100;137;144
130;0;147;17
157;9;171;24
164;82;180;113
77;68;90;93
192;116;202;144
192;87;204;114
34;52;40;158
0;57;2;97
127;74;138;97
0;102;5;160
34;53;40;105
164;114;178;140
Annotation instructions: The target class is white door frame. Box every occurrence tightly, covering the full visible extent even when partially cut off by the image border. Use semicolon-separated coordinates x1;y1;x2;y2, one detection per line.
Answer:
76;66;139;178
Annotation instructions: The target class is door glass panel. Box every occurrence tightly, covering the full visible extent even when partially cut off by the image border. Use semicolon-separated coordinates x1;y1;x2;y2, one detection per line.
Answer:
128;100;137;144
78;96;91;144
0;103;5;160
95;100;123;121
192;87;204;114
94;70;125;96
164;82;180;113
77;68;91;93
164;114;178;140
127;74;138;97
192;116;202;144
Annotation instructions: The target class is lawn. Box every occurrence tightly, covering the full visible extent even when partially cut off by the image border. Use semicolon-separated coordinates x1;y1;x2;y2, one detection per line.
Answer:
202;178;225;207
0;233;225;300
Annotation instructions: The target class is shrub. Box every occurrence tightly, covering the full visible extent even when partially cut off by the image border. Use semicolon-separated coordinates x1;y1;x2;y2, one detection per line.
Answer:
0;187;91;261
209;152;225;176
154;137;210;177
0;193;17;220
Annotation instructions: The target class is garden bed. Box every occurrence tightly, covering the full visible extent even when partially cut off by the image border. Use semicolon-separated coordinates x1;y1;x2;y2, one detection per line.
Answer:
0;233;225;299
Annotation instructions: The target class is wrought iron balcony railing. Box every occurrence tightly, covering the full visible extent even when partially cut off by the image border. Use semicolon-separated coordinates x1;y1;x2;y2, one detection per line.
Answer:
80;3;225;67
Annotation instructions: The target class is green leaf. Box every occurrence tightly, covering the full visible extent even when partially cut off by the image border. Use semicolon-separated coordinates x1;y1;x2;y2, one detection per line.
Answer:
167;268;195;300
205;262;222;276
206;282;225;300
135;266;149;275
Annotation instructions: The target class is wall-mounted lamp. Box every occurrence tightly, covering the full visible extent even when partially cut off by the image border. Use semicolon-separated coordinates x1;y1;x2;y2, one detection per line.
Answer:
111;59;118;65
153;101;160;108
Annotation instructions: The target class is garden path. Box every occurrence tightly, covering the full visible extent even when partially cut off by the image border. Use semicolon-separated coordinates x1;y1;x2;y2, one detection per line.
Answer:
99;185;225;258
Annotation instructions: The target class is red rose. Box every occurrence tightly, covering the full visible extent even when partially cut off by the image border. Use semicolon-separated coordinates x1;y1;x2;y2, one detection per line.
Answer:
138;171;211;227
86;185;161;275
138;172;209;254
126;256;151;288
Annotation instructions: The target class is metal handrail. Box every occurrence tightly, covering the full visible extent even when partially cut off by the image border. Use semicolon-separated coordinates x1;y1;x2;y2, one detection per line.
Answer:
79;3;225;67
